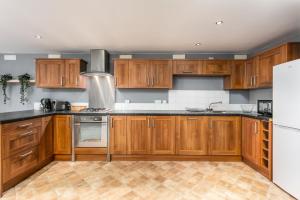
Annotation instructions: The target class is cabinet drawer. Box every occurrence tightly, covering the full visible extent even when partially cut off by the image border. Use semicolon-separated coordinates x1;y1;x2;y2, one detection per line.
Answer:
3;146;38;183
2;127;40;158
2;118;42;133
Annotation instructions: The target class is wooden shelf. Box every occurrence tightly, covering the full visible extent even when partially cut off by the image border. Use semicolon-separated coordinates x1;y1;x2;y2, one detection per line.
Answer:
7;80;35;84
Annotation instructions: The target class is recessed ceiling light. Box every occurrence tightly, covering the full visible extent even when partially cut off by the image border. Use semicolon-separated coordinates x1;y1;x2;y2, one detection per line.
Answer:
216;21;224;25
34;34;42;39
194;42;201;46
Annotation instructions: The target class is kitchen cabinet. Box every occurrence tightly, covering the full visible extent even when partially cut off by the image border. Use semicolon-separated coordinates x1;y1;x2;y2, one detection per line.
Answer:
257;47;283;87
110;116;127;154
126;116;151;154
128;60;150;88
126;59;172;88
244;57;259;88
53;115;72;155
149;60;172;88
224;60;246;89
173;60;202;75
151;116;175;155
176;116;208;155
36;59;87;89
208;116;241;155
203;60;230;75
242;117;261;165
255;43;300;88
114;59;129;88
39;116;53;163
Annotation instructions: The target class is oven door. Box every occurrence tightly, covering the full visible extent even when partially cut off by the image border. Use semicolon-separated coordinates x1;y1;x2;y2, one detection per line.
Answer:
74;121;107;147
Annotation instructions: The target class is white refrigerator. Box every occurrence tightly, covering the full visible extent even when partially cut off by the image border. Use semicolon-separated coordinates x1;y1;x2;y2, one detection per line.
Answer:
273;59;300;199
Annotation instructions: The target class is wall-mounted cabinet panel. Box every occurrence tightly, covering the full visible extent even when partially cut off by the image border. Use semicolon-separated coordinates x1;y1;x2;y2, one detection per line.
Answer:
224;60;246;89
36;59;87;89
203;60;230;75
128;60;150;88
172;60;202;75
150;60;173;88
244;57;259;88
114;60;129;88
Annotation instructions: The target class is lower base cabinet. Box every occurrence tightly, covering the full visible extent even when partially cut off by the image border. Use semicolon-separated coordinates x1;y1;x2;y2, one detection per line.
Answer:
242;117;273;179
209;116;241;155
110;115;241;157
53;115;72;155
39;116;54;163
176;116;208;155
110;116;176;155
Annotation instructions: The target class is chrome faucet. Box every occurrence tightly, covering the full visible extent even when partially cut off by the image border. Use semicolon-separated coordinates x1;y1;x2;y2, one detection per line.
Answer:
207;101;222;112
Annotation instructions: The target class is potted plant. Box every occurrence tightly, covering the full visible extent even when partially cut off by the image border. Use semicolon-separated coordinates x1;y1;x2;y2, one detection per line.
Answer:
0;74;13;104
18;73;31;105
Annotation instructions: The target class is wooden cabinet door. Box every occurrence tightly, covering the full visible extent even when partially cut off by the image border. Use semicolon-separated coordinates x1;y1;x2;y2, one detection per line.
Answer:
224;60;246;89
172;60;202;75
64;59;86;88
39;116;53;163
128;60;150;88
209;117;241;155
126;116;151;154
258;47;283;87
176;116;208;155
244;58;258;88
203;60;230;75
242;117;261;165
114;60;129;88
53;115;72;155
36;59;65;88
110;116;127;154
151;116;175;155
150;60;173;88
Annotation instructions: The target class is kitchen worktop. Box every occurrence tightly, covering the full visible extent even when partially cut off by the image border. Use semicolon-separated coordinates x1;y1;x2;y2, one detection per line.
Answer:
0;109;271;123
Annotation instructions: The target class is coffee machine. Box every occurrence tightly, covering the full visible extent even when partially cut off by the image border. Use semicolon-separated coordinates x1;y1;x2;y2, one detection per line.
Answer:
40;98;54;112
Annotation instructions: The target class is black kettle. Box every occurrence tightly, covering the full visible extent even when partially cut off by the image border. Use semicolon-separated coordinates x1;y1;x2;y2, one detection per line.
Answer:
40;98;54;112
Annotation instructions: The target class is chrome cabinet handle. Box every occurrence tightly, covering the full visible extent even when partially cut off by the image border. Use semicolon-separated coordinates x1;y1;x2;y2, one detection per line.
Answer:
19;150;33;158
18;123;32;128
152;119;155;128
147;77;150;86
19;131;33;137
152;77;154;86
182;71;193;73
76;77;79;86
253;76;256;86
115;77;118;86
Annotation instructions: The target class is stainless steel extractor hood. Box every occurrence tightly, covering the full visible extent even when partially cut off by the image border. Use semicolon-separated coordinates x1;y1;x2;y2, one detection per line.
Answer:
81;49;111;76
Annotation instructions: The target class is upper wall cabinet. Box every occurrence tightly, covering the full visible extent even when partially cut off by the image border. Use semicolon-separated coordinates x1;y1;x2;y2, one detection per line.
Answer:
36;59;87;89
173;60;202;75
203;60;230;75
256;43;300;88
224;60;246;90
114;59;172;89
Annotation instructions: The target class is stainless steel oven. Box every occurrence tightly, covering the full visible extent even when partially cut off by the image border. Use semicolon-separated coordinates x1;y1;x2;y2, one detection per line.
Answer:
74;115;108;148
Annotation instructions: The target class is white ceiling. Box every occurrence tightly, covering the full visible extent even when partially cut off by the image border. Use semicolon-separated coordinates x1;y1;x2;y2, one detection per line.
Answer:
0;0;300;53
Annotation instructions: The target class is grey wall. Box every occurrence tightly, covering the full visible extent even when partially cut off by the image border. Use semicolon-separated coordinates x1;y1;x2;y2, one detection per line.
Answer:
0;53;90;112
249;89;272;104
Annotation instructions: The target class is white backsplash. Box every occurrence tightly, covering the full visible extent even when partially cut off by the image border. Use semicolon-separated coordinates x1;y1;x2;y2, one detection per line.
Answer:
114;90;256;111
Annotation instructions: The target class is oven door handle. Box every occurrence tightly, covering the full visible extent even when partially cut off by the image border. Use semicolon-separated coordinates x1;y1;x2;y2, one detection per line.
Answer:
75;121;108;124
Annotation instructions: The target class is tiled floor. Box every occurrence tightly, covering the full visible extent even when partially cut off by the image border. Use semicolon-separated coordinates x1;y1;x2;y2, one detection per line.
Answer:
1;161;294;200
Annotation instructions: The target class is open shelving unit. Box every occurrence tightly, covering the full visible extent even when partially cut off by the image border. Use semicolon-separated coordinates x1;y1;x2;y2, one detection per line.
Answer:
260;119;272;180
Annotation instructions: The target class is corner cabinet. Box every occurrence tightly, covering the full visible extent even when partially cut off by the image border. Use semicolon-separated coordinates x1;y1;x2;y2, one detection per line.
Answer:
224;60;246;89
36;59;87;89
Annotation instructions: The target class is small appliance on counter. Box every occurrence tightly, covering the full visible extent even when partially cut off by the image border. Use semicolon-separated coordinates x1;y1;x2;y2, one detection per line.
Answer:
40;98;54;112
257;100;272;116
52;100;71;111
